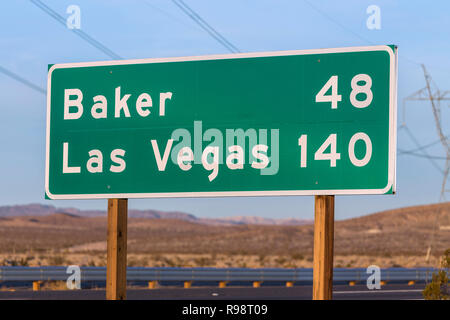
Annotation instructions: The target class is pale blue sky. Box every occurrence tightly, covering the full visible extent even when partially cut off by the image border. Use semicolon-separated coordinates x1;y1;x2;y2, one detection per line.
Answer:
0;0;449;220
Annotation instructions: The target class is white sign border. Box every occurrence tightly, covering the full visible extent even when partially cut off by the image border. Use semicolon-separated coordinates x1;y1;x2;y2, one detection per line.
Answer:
45;45;397;200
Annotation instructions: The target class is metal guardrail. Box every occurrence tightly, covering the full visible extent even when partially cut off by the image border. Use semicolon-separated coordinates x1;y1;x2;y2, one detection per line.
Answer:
0;267;437;283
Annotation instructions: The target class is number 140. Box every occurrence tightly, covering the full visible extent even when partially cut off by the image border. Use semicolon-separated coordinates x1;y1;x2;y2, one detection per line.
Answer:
298;133;372;168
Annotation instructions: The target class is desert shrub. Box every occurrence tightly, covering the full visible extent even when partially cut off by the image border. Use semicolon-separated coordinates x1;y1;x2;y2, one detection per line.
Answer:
127;257;138;267
291;253;304;261
423;249;449;300
275;256;287;266
284;262;297;269
158;257;176;267
1;256;32;266
17;257;31;266
47;255;66;265
139;257;149;267
43;281;68;291
194;256;213;267
258;254;266;263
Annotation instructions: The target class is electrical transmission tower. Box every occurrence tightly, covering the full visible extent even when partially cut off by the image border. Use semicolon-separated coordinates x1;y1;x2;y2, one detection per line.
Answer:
402;65;450;262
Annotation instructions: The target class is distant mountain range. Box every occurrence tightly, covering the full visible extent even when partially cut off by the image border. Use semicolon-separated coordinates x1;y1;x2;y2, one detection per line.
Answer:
0;203;312;226
0;202;448;261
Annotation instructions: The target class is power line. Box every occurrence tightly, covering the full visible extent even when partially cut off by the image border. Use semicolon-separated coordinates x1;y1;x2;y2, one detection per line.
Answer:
400;125;445;174
3;0;124;95
403;65;450;199
0;66;46;95
171;0;240;53
401;136;449;154
302;0;373;45
2;0;123;97
301;0;422;67
398;149;447;160
29;0;122;60
143;0;199;30
403;65;450;263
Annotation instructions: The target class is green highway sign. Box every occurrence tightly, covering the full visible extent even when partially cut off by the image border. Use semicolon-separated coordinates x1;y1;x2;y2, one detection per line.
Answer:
45;45;397;199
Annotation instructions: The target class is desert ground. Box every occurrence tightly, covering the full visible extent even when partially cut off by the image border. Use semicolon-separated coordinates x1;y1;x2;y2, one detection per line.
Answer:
0;202;448;269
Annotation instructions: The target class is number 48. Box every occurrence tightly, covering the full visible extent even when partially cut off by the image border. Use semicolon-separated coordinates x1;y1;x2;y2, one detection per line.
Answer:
315;74;373;109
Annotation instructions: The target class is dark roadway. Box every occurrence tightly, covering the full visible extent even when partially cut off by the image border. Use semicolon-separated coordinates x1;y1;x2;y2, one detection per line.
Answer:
0;284;425;300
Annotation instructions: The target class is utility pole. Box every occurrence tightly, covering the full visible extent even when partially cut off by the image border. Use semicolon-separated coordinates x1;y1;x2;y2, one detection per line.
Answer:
403;65;450;262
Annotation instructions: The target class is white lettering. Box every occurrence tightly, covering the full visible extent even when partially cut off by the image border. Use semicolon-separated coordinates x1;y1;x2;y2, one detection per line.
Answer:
110;149;126;173
136;93;152;117
86;149;103;173
62;142;81;173
251;144;269;169
114;86;131;118
202;146;219;181
177;147;194;171
64;89;83;120
159;92;172;116
91;95;107;119
226;145;244;170
151;139;174;171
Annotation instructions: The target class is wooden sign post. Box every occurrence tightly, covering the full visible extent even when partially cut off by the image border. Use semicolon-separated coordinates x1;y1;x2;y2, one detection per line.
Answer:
106;199;128;300
312;195;335;300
